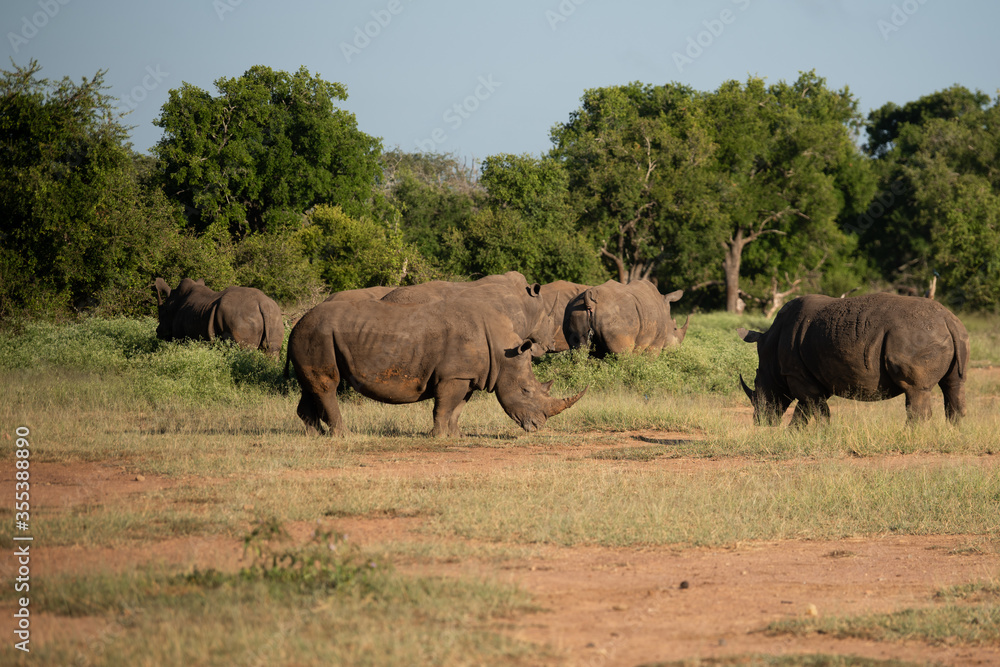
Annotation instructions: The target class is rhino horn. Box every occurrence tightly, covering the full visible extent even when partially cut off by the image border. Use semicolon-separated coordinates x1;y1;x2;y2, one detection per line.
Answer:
739;374;755;402
545;386;588;418
675;314;691;343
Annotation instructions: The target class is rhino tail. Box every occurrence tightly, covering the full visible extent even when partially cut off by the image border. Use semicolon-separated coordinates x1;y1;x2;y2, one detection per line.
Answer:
260;303;283;357
945;315;970;380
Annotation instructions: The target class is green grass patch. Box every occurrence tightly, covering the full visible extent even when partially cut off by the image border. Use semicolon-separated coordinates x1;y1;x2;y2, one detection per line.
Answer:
765;603;1000;647
1;519;540;666
648;655;923;666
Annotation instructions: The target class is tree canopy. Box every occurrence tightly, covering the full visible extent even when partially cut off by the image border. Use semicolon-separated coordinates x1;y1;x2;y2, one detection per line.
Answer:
3;60;998;321
153;65;390;240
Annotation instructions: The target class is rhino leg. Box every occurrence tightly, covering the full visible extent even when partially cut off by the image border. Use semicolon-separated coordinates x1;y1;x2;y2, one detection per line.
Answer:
902;387;934;424
297;388;346;436
789;398;829;428
431;380;475;438
939;368;966;424
296;393;324;435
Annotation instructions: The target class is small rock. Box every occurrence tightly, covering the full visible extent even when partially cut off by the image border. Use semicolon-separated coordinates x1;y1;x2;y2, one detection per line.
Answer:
679;580;690;589
134;474;145;482
806;603;819;617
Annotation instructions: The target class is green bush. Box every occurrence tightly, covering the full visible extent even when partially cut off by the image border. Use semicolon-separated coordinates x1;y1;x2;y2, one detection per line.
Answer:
534;311;768;395
0;317;289;405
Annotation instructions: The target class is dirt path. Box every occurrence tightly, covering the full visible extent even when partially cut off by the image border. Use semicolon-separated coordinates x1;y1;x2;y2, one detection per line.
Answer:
13;437;1000;666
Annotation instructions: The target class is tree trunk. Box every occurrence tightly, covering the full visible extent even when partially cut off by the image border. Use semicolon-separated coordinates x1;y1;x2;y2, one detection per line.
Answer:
722;229;745;313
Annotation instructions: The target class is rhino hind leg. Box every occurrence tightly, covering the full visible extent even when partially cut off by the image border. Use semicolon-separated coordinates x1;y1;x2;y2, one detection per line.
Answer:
939;371;966;424
296;387;347;436
296;393;324;435
431;380;475;438
901;385;935;423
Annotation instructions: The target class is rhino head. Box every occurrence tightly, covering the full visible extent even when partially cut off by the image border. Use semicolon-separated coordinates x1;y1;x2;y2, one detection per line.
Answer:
153;277;206;341
495;340;587;432
737;327;792;426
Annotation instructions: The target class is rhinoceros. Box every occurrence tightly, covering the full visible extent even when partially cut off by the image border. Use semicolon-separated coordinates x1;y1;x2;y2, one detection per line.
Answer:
563;279;690;357
381;271;552;355
153;278;284;357
737;292;969;426
323;285;395;302
286;296;587;437
537;281;590;353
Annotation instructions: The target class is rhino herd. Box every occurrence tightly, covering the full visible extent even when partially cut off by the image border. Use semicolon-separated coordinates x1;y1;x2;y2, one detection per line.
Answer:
154;273;970;436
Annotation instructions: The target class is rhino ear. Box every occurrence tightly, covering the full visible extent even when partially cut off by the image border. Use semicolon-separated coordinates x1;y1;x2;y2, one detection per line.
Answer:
663;289;683;303
517;340;533;356
737;327;763;343
195;278;205;285
526;283;541;298
154;278;171;304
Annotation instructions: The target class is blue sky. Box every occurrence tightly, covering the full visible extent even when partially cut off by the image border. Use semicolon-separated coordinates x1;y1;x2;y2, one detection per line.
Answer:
5;0;998;164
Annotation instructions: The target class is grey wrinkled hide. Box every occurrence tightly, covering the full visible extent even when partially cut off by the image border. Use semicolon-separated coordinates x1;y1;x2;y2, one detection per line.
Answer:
154;277;284;358
738;292;969;427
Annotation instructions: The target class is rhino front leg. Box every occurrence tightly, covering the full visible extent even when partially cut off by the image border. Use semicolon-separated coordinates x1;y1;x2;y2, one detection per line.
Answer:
431;380;475;438
789;397;829;428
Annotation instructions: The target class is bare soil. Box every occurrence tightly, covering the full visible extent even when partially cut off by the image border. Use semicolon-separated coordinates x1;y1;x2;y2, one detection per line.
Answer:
9;438;1000;666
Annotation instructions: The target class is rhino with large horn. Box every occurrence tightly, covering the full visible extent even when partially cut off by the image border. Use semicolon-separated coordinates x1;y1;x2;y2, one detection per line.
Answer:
737;293;969;427
286;295;586;437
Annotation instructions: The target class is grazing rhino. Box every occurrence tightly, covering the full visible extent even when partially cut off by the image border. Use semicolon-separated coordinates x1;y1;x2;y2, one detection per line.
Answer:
381;271;552;355
154;278;284;358
537;281;590;353
737;292;969;427
563;279;690;357
286;296;586;437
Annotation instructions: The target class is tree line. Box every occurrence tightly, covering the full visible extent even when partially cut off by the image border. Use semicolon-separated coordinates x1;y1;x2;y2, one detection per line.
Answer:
2;60;998;321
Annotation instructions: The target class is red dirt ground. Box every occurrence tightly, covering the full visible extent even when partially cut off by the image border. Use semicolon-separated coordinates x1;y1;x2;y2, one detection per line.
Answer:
7;438;1000;666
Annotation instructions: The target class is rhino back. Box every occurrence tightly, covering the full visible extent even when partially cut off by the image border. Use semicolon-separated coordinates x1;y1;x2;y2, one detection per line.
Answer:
790;294;959;398
324;300;505;402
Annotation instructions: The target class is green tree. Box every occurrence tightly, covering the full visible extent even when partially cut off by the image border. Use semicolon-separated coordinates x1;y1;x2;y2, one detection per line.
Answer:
550;72;876;312
299;205;413;292
707;72;876;312
477;153;606;284
153;65;390;240
550;82;715;285
0;61;197;318
381;150;484;275
861;86;1000;309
